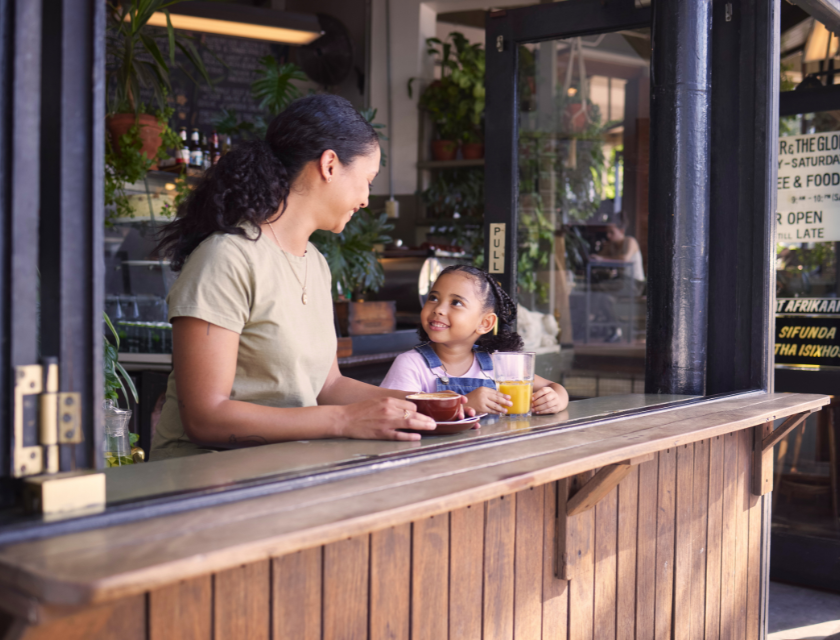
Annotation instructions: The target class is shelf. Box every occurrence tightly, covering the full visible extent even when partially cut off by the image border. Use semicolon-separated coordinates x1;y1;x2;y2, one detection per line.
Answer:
121;260;171;268
417;158;485;169
122;169;201;194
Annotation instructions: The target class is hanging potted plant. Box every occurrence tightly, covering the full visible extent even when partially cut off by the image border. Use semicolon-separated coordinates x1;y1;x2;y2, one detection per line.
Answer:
105;1;212;165
105;1;212;223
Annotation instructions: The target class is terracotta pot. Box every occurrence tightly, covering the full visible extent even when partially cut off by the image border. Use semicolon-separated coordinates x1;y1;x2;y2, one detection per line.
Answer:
462;142;485;160
106;113;164;169
431;139;458;161
563;103;591;134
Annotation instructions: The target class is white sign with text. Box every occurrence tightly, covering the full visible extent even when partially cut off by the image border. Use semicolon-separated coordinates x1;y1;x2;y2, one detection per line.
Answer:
777;132;840;243
489;223;506;274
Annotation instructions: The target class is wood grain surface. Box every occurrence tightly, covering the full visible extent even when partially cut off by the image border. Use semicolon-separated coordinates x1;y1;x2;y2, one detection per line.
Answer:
3;428;775;640
513;486;544;640
541;482;569;640
272;548;321;640
214;561;269;640
411;515;449;640
370;524;410;640
149;576;211;640
483;495;516;640
323;536;368;640
449;505;484;640
0;393;826;608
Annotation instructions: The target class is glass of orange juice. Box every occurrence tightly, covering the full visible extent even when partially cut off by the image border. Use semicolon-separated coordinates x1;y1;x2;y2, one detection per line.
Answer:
491;352;536;417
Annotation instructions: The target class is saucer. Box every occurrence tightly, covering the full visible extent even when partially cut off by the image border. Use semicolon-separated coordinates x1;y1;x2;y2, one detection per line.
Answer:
404;413;488;435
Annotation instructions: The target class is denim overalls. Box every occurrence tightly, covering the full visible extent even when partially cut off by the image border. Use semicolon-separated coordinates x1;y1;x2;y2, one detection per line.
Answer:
414;343;496;395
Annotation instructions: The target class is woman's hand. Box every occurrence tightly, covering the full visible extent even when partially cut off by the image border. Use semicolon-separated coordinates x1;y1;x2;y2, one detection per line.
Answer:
466;387;513;415
337;397;437;441
532;383;569;414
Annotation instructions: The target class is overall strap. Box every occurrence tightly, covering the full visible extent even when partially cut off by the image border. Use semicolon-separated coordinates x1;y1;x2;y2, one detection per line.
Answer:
474;349;495;371
414;343;443;369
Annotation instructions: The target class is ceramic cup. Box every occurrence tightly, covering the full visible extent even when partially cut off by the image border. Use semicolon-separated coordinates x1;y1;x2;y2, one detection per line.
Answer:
406;391;462;422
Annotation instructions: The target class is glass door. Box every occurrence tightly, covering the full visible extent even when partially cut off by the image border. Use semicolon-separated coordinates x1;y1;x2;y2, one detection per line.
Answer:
485;1;651;399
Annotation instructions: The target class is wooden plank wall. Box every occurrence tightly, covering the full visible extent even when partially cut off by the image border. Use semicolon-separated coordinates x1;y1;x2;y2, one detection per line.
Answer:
8;432;767;640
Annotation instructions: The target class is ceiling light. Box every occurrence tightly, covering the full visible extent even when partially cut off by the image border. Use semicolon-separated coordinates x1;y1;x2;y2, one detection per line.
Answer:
803;20;839;63
143;2;322;46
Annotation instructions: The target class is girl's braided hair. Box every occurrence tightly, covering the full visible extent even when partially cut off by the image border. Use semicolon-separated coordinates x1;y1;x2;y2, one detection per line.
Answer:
417;265;524;353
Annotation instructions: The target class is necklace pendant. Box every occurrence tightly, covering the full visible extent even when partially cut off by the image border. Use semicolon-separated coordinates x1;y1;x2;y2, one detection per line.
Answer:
302;291;308;305
440;376;449;384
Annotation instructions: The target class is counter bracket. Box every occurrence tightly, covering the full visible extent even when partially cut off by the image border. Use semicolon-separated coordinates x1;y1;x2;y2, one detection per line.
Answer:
555;453;654;580
752;410;814;496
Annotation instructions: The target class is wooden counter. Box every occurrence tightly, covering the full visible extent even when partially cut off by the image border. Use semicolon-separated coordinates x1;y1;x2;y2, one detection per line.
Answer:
0;391;829;639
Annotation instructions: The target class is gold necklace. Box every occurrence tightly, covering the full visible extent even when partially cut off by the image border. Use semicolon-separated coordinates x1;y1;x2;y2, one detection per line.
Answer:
268;222;308;305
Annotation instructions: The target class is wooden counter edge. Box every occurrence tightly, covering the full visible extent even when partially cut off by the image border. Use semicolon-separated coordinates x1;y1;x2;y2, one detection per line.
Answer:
0;393;829;609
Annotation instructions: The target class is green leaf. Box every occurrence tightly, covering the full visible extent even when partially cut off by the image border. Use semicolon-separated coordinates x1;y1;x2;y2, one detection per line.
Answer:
164;10;175;66
103;312;120;349
115;360;139;404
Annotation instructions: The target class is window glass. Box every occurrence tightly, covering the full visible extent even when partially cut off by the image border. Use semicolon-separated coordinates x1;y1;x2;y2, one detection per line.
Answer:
516;31;650;399
774;110;840;548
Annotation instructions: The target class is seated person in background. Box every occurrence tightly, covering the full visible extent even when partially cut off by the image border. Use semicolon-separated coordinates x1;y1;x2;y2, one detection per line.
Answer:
588;221;646;343
380;265;569;417
590;221;645;292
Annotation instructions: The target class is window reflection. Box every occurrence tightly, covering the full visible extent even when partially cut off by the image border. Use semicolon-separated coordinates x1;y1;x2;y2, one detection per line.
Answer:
517;31;650;399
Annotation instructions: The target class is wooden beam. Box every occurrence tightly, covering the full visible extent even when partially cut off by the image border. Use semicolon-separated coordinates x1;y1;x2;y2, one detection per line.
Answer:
752;411;812;496
566;454;653;517
761;411;811;453
752;422;774;497
567;464;634;517
557;453;654;579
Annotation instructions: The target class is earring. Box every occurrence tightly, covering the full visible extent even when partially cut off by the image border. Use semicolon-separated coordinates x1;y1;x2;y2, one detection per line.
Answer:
327;178;332;183
493;317;499;335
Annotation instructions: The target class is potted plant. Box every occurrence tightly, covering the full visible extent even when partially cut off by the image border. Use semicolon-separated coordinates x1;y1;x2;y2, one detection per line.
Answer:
410;32;485;161
105;1;212;222
310;209;395;336
106;1;210;158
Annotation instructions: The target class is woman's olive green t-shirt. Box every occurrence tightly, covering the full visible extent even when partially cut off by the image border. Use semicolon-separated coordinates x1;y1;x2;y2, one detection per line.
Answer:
151;228;337;460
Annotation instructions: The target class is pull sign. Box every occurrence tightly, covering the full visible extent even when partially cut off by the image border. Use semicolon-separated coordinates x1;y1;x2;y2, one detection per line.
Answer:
489;223;506;274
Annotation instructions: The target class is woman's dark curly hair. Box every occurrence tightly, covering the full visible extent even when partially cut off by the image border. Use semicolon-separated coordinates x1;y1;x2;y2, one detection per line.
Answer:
418;265;524;353
157;94;380;271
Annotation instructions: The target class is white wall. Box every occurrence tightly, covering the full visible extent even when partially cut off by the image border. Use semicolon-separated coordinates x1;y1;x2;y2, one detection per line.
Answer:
370;0;539;196
370;0;436;196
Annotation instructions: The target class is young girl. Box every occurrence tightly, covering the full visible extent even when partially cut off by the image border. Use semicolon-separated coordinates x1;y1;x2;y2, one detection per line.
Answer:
381;265;569;416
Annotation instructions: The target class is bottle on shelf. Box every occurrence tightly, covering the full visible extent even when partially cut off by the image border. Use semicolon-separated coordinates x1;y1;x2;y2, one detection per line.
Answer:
201;133;212;170
177;127;189;166
223;135;232;156
211;130;221;166
189;128;203;169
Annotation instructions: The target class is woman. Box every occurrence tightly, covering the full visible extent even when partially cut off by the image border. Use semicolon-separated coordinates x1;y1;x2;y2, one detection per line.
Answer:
590;221;645;287
152;95;441;460
588;221;645;343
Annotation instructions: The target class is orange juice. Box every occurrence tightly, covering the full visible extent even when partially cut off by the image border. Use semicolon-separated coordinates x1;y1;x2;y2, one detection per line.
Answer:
498;380;533;415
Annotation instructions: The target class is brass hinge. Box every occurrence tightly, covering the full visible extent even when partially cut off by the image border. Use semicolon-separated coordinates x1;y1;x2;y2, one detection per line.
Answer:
14;361;103;514
13;362;83;478
13;366;44;477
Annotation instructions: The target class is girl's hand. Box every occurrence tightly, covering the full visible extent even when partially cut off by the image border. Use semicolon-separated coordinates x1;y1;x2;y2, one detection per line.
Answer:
454;394;476;420
532;384;569;414
338;397;436;441
466;387;513;415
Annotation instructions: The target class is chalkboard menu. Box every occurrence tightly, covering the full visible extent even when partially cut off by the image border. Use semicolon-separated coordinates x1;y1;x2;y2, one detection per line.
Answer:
139;27;292;134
